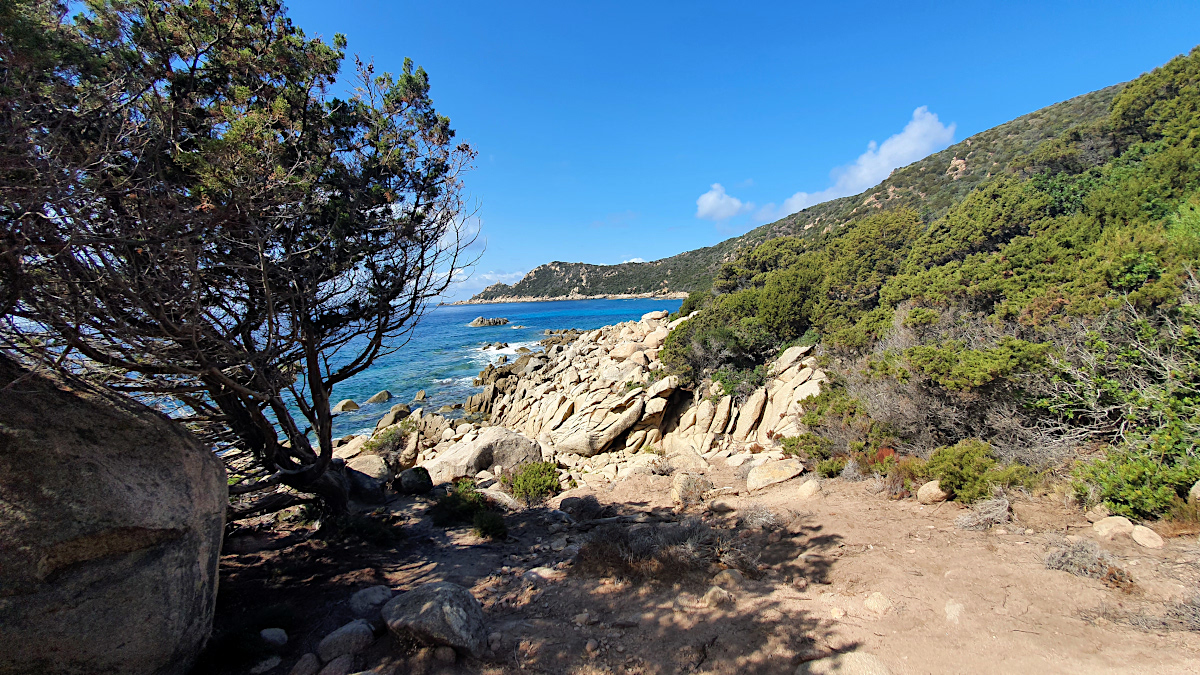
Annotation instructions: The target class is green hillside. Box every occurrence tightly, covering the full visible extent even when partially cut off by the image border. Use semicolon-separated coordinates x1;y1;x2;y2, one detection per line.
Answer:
662;47;1200;520
472;84;1122;300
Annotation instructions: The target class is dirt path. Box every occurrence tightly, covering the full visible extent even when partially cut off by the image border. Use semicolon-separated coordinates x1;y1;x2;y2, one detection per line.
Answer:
204;468;1200;675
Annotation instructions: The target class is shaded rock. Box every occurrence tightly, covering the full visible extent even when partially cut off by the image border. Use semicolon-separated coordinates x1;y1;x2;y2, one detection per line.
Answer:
366;390;392;404
251;656;282;674
796;652;891;675
0;355;226;675
332;399;360;412
1093;516;1135;539
317;655;353;675
397;467;433;495
260;628;288;647
434;646;457;663
1131;525;1164;549
317;619;375;663
382;582;488;657
350;585;395;617
554;400;644;457
560;495;603;521
288;653;321;675
746;458;804;491
917;480;948;505
414;389;427;401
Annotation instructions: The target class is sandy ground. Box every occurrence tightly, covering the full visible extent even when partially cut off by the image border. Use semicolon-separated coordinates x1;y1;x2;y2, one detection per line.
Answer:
204;465;1200;675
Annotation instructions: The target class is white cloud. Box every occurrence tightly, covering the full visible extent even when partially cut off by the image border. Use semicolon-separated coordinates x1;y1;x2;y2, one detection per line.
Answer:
695;183;755;221
757;106;955;221
622;257;646;263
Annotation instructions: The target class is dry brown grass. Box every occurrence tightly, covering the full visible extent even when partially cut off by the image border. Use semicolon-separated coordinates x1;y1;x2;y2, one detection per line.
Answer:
1044;538;1135;590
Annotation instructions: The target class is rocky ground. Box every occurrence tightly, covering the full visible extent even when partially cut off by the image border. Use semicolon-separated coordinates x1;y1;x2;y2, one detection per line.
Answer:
205;310;1200;675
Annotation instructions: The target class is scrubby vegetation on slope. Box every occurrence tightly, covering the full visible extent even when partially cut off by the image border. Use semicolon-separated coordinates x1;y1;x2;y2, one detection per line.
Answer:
662;47;1200;519
472;85;1122;301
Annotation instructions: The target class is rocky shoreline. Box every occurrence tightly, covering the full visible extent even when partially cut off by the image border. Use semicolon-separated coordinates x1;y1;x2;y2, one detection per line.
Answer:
334;308;828;499
449;291;688;306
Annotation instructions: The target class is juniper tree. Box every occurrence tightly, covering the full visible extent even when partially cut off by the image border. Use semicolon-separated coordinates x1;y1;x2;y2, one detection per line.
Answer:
1;0;475;513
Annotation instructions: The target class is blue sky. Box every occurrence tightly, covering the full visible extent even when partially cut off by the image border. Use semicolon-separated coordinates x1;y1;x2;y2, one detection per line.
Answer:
284;1;1200;299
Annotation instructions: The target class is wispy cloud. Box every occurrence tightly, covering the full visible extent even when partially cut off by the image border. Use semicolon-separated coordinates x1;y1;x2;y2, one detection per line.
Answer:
756;106;955;221
696;183;755;221
622;257;646;263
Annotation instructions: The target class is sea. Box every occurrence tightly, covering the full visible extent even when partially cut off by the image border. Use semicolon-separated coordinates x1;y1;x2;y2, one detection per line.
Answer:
321;298;682;439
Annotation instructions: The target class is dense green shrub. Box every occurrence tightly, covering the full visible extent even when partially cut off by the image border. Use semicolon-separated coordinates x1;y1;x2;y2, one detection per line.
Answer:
473;511;508;539
926;440;1032;503
362;426;406;455
429;479;488;526
781;433;833;461
502;462;560;504
817;457;847;478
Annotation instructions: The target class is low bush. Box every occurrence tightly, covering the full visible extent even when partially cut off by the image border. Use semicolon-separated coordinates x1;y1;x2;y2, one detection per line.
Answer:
781;433;833;461
1044;538;1133;589
429;479;488;526
926;439;1032;503
954;498;1011;530
473;511;508;539
362;426;406;455
817;457;848;478
501;462;560;504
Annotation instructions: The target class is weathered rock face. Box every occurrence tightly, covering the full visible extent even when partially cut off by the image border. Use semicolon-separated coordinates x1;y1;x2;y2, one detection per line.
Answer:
332;398;359;412
0;355;227;675
422;427;542;484
382;582;488;657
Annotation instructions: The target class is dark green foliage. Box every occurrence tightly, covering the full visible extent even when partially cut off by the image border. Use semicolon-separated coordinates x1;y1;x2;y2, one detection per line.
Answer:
501;462;560;504
902;338;1052;391
473;511;507;539
429;479;488;526
781;433;833;461
363;426;405;455
926;440;1032;503
817;457;848;478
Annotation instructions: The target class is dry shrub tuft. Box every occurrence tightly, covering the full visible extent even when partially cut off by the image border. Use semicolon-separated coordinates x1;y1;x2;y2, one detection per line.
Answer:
574;518;757;582
955;498;1011;530
674;474;712;505
738;505;780;530
1044;538;1134;590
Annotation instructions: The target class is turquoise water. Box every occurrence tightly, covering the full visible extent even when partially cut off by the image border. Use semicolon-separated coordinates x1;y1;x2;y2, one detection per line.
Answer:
323;298;682;438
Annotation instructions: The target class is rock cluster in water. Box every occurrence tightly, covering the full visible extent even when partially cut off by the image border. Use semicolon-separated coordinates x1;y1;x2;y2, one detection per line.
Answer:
468;316;509;327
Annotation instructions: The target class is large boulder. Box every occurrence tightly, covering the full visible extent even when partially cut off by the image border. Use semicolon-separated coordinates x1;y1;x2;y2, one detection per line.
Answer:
332;399;359;412
746;459;805;491
365;390;392;404
0;355;227;675
397;467;434;494
382;582;488;657
552;400;644;457
422;427;542;484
